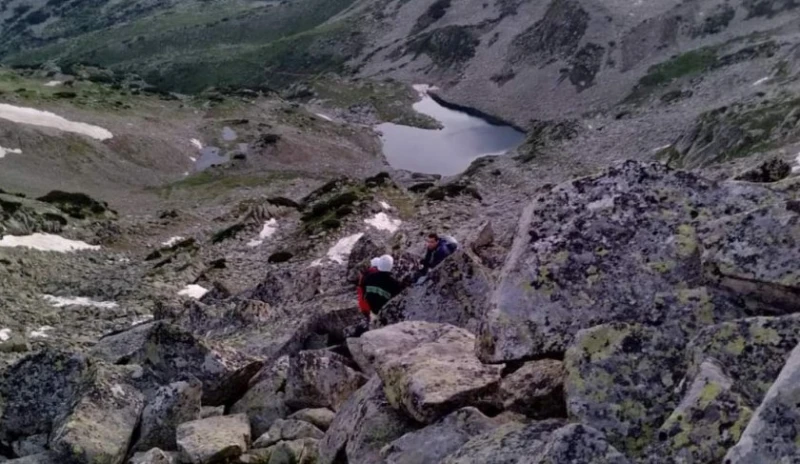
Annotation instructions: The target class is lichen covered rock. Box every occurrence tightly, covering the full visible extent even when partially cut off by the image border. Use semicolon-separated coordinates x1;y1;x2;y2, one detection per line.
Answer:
230;356;290;437
253;419;324;448
133;377;203;452
288;408;336;431
176;414;251;464
495;359;566;419
284;350;368;412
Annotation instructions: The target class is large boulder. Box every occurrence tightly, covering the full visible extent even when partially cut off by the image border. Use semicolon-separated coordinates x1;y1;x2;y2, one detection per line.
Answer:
494;359;566;419
5;453;60;464
288;408;336;431
701;201;800;312
479;161;779;363
260;438;319;464
50;363;145;464
133;378;203;452
381;407;498;464
89;321;259;405
644;359;752;464
175;414;251;464
284;350;368;412
252;419;324;448
725;342;800;463
346;233;385;284
379;251;493;333
352;322;503;423
319;377;418;464
230;356;290;437
129;449;176;464
564;323;686;456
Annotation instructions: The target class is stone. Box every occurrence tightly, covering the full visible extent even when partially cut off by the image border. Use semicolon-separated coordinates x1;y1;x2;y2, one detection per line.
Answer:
265;439;319;464
253;420;324;448
5;453;60;464
11;434;47;458
701;201;800;312
379;251;493;333
133;377;203;452
89;321;258;406
479;161;779;363
734;158;792;183
645;360;752;464
564;323;686;455
176;414;251;464
50;363;145;464
284;350;367;412
686;314;800;406
495;359;565;419
288;408;336;431
231;357;290;437
0;349;88;441
0;331;28;354
346;233;385;284
724;342;800;463
355;321;503;423
319;377;418;464
129;448;176;464
199;406;225;419
381;407;498;464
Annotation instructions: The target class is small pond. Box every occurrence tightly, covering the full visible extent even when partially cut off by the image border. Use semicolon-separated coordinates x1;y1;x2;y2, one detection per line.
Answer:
378;87;525;176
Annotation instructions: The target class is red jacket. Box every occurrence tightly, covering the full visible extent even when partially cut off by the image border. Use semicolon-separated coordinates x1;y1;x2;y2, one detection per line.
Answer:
357;267;378;315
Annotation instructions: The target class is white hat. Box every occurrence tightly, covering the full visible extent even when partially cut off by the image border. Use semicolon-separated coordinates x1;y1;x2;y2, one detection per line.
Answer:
370;257;380;268
376;254;394;272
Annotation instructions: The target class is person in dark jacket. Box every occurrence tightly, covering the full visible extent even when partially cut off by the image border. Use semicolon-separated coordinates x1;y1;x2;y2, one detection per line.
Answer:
363;255;402;316
420;233;458;276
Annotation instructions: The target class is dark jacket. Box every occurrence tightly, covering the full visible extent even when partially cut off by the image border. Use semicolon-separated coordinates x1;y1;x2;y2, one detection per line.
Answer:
422;239;457;273
362;271;402;314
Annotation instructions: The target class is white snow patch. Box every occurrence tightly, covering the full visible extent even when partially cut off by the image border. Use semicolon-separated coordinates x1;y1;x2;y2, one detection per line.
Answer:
0;233;100;252
162;236;186;247
247;218;279;247
326;233;364;264
0;329;10;342
190;138;203;150
793;152;800;173
44;80;63;87
30;326;54;338
653;144;673;153
365;213;402;233
111;384;126;398
131;315;154;326
753;77;771;86
380;201;391;210
0;146;22;159
43;295;118;309
587;196;617;211
247;239;263;248
413;84;438;95
189;156;197;162
0;103;113;140
309;259;323;268
178;284;208;299
315;113;333;122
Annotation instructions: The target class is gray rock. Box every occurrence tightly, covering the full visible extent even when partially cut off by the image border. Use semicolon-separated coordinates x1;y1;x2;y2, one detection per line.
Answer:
50;363;145;464
129;448;176;464
564;323;686;456
646;359;752;464
0;349;88;441
89;321;259;406
319;377;418;464
288;408;336;431
5;453;60;464
199;406;224;419
701;201;800;312
441;421;629;464
357;321;503;423
379;251;492;333
346;233;385;284
11;434;47;458
231;356;290;437
381;407;498;464
176;414;251;464
725;342;800;463
253;419;324;448
284;350;367;412
496;359;565;419
133;377;203;452
479;161;779;363
264;438;319;464
0;330;28;354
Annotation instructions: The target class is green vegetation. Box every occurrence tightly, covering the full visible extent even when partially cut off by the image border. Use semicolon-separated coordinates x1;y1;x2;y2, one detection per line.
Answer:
155;170;302;199
640;48;718;88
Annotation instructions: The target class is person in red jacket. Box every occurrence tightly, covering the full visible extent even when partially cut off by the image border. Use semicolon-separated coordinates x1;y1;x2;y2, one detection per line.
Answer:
357;257;380;319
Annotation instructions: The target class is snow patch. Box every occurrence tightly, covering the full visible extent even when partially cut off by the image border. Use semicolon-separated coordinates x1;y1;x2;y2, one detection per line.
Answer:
0;329;10;341
365;213;402;233
753;77;771;86
44;80;63;87
380;201;391;210
131;315;154;326
327;233;364;264
315;113;333;122
189;156;197;162
43;295;118;309
111;384;126;398
652;144;673;153
309;259;323;268
190;138;204;150
0;146;22;159
30;326;54;338
413;84;438;95
178;284;208;299
247;219;279;247
162;236;186;247
587;196;617;211
0;103;113;140
793;152;800;173
0;233;100;252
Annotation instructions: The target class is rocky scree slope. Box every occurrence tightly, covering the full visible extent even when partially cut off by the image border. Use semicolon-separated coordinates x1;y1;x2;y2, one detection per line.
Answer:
2;159;800;463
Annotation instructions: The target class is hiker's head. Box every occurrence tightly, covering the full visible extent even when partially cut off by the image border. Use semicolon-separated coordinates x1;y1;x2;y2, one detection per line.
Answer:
376;255;394;272
370;257;380;268
425;233;439;250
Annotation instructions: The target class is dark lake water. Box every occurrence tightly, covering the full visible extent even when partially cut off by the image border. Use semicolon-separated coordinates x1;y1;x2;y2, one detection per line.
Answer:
378;87;525;176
